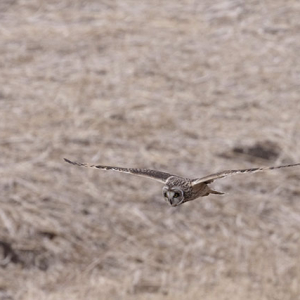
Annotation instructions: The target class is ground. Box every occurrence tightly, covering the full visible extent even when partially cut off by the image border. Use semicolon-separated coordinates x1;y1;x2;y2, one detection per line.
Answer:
0;0;300;299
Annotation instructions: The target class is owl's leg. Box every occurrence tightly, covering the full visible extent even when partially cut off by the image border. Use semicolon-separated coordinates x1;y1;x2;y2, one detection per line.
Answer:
208;188;224;195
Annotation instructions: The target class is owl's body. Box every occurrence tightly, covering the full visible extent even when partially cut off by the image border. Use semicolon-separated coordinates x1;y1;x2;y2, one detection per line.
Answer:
163;176;223;206
64;158;300;207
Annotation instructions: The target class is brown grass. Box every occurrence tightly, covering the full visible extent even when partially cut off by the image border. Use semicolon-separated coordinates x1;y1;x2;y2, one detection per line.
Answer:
1;0;300;299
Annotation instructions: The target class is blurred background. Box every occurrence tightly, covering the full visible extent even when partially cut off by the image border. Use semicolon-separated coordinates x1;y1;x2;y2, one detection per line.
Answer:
1;0;300;299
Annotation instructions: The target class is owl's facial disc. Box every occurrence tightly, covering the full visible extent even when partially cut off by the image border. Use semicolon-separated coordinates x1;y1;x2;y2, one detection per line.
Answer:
162;186;184;207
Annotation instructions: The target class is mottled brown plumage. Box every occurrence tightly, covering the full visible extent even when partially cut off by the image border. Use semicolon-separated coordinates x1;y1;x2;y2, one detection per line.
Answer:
64;158;300;207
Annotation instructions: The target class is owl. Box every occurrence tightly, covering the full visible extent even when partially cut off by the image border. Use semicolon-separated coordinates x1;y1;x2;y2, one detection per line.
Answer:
64;158;300;207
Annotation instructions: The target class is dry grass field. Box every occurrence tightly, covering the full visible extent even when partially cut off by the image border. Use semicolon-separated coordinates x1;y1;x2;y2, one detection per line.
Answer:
1;0;300;299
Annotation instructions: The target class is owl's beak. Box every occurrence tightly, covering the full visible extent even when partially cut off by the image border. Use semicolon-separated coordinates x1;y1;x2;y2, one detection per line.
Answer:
166;191;175;199
167;191;178;206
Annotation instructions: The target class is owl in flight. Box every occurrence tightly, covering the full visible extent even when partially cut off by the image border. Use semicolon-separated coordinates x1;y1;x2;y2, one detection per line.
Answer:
64;158;300;207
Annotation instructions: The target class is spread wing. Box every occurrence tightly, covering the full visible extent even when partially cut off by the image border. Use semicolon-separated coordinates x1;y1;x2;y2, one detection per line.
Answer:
192;163;300;185
64;158;174;183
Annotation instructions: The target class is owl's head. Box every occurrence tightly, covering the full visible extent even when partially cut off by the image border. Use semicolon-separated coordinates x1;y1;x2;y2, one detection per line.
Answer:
162;186;184;207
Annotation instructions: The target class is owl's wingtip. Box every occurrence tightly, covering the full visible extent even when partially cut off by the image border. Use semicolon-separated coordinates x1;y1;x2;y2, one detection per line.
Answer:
64;158;72;164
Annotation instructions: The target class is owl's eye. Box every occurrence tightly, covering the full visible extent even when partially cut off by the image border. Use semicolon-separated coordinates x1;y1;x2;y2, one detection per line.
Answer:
163;192;168;198
174;192;180;198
